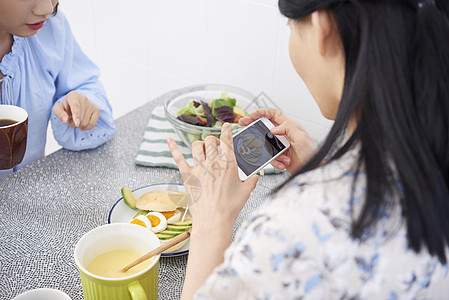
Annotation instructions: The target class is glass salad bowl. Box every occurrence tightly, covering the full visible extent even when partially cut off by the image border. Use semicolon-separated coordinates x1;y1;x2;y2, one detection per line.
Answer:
164;84;262;148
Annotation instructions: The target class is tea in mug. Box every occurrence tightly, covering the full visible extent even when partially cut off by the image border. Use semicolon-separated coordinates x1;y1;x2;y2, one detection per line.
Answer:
0;119;17;127
86;249;154;278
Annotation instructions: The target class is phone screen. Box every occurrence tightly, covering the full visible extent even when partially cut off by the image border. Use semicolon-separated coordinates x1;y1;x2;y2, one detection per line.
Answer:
233;120;286;176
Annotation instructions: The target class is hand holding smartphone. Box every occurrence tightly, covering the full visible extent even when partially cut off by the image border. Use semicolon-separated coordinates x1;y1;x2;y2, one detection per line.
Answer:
233;117;290;181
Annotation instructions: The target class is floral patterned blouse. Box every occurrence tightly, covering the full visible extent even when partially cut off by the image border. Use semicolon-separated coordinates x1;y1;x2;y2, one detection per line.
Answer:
195;148;449;299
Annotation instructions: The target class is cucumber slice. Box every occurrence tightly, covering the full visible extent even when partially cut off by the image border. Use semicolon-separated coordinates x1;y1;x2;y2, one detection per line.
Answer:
156;233;175;240
166;225;192;232
171;218;193;226
132;210;149;219
121;187;137;209
159;230;182;236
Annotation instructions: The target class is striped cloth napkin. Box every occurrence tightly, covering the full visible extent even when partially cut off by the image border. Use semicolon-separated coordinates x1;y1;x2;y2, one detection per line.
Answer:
135;106;279;174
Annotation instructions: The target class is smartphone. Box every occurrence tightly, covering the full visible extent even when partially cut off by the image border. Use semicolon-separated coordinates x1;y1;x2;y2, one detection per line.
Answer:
233;117;290;181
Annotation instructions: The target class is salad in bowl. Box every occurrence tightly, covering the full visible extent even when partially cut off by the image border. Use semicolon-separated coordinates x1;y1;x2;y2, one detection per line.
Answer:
164;84;261;147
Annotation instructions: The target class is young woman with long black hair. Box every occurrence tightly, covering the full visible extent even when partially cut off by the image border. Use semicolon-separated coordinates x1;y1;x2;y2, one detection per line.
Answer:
168;0;449;298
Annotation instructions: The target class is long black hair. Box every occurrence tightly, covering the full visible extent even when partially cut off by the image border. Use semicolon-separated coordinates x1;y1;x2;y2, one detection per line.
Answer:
52;3;59;15
278;0;449;263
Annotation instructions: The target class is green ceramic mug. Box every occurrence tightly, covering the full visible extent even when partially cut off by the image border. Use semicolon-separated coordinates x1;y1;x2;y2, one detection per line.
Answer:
74;223;160;300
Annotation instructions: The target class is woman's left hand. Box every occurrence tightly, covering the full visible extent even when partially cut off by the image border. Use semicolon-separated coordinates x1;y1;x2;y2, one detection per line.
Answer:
169;123;259;300
53;91;100;131
167;123;259;235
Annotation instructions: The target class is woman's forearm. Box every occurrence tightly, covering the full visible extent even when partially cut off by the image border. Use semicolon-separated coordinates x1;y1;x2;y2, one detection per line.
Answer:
180;224;234;300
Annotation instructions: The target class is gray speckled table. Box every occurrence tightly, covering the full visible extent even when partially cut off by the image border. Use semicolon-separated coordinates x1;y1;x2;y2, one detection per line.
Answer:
0;93;288;300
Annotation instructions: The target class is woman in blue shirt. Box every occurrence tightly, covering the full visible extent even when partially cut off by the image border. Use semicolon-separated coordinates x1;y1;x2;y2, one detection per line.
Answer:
0;0;115;179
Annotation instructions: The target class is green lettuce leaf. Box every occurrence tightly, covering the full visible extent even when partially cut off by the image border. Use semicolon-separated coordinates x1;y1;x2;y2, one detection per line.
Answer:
211;97;236;116
177;101;196;116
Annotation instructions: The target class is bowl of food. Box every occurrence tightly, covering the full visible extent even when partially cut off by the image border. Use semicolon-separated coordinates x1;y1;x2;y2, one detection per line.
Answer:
164;84;261;148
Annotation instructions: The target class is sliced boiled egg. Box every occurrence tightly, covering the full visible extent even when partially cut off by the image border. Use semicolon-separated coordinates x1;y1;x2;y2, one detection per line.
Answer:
146;212;167;233
129;215;152;229
161;209;182;224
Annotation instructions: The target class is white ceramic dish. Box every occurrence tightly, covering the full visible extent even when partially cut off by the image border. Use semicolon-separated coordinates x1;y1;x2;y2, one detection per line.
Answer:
108;183;190;257
12;288;71;300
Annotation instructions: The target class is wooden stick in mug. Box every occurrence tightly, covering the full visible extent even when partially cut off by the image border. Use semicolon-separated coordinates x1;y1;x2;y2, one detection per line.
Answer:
121;231;191;273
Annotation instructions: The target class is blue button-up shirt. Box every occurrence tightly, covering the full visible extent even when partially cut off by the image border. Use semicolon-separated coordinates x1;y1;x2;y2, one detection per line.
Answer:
0;11;115;179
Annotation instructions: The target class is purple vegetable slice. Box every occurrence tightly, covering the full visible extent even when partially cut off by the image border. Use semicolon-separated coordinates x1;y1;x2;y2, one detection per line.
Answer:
201;101;213;127
177;114;204;126
215;106;235;123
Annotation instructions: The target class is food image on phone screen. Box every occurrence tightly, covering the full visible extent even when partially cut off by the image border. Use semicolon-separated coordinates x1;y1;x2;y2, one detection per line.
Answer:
233;120;286;176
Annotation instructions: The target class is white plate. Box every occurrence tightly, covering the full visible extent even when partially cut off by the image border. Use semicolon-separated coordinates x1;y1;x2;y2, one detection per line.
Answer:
108;183;190;257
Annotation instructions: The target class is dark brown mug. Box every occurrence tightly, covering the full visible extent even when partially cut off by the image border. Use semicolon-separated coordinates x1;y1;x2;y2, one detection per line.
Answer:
0;105;28;170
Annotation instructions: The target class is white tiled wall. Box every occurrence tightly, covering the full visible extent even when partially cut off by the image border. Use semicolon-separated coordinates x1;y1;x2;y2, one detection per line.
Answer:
45;0;333;155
